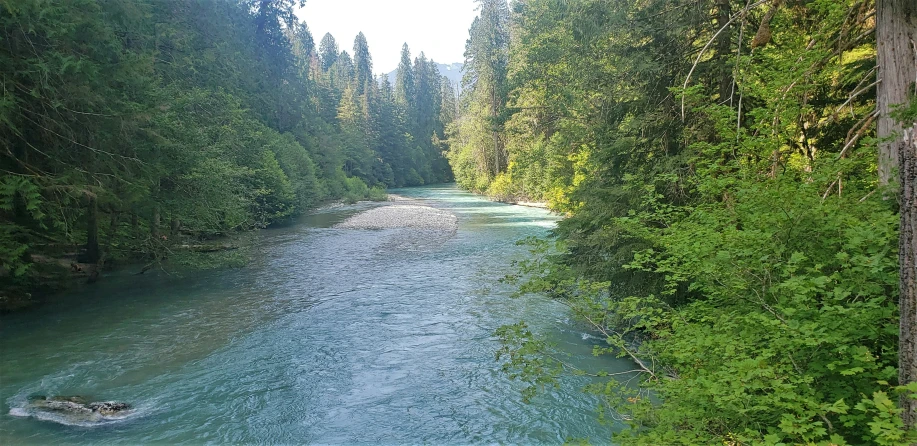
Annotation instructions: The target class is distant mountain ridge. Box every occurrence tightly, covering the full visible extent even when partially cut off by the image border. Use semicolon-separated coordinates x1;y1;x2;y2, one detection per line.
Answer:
386;62;463;92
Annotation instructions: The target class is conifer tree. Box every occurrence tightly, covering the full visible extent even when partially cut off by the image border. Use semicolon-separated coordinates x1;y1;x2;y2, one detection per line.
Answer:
333;50;355;86
318;33;338;72
352;32;373;96
395;43;415;108
462;0;509;178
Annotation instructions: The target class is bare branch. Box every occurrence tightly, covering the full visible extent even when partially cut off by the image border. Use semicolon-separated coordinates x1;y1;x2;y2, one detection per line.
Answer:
681;0;771;121
836;109;878;159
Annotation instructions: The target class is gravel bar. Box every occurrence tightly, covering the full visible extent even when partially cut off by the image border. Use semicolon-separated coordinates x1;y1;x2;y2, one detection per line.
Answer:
335;205;458;231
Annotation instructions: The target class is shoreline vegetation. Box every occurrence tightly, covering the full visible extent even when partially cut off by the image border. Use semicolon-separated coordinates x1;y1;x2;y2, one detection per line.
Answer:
0;192;394;312
450;0;917;444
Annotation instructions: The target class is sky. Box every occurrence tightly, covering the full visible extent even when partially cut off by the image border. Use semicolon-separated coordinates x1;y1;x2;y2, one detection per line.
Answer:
294;0;478;75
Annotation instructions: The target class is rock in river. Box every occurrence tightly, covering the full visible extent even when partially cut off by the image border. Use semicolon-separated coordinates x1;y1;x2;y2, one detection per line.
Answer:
19;395;133;424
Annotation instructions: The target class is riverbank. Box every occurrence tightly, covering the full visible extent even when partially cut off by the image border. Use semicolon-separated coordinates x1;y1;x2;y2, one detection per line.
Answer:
0;193;394;313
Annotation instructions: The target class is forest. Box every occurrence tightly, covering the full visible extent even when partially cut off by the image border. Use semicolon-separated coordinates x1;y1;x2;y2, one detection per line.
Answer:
0;0;455;298
450;0;917;444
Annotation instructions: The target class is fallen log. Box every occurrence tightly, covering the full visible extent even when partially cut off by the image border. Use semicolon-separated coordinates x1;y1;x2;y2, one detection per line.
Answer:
175;244;238;253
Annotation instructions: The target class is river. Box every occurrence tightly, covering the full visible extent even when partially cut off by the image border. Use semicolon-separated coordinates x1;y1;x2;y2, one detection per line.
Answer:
0;185;634;445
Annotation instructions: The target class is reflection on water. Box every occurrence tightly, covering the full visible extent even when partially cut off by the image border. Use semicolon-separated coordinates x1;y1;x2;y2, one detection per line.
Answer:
0;184;633;445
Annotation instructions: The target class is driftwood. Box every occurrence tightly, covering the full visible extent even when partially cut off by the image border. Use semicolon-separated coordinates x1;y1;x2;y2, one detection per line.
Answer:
28;254;94;277
175;244;238;253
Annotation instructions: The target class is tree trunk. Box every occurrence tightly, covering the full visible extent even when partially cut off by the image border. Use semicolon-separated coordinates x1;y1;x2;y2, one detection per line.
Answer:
170;217;180;235
876;0;916;187
109;210;119;242
491;84;500;177
85;196;100;264
876;0;917;430
151;204;160;240
715;0;733;102
900;122;917;431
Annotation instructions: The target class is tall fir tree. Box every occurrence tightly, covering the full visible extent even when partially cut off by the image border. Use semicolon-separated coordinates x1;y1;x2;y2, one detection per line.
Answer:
352;32;373;96
318;32;338;72
395;43;415;108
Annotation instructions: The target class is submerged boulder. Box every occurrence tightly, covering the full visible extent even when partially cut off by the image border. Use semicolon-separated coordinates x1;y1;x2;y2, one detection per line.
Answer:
87;401;131;415
27;395;132;422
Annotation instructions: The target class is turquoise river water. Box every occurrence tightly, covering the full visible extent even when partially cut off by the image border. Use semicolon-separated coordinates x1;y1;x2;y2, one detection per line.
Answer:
0;185;634;445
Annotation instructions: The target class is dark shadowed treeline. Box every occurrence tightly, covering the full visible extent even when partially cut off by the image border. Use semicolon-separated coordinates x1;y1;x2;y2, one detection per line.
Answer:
451;0;917;444
0;0;454;293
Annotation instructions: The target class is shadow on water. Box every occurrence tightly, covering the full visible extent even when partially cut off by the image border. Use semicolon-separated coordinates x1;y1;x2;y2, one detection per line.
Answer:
0;184;635;445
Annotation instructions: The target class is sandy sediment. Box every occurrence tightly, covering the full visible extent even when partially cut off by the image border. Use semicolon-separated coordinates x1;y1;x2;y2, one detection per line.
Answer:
334;205;458;231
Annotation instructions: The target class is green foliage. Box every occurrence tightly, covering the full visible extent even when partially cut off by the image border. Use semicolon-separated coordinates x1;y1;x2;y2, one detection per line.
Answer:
341;176;387;204
495;321;562;403
854;384;917;446
0;177;44;277
473;0;916;443
615;180;902;444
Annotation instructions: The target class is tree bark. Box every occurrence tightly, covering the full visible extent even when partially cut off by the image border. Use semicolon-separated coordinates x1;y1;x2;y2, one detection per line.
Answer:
715;0;733;102
876;0;916;187
901;121;917;431
876;0;917;430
